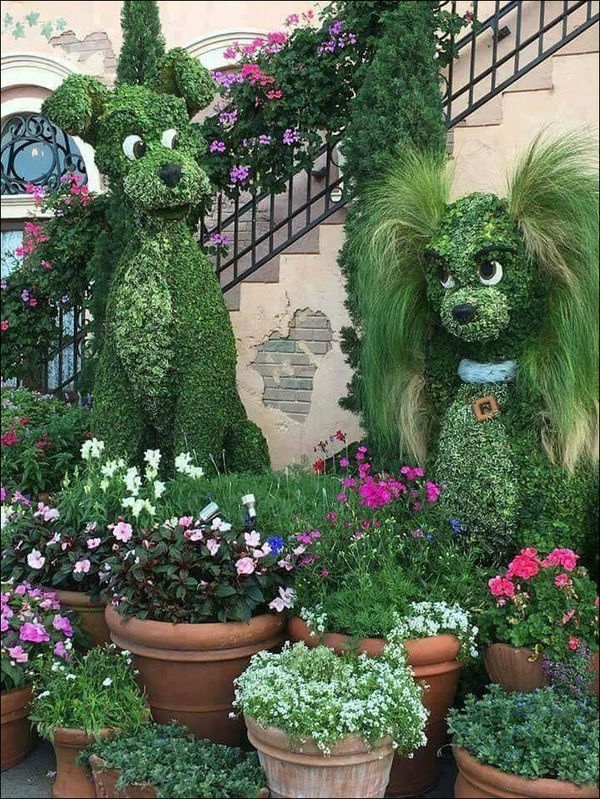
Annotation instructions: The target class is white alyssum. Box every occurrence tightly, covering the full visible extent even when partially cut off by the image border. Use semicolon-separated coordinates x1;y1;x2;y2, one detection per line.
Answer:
233;641;428;756
387;602;478;661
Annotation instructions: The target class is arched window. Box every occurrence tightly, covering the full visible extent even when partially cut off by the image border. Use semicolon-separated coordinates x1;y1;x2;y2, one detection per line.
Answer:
1;112;87;195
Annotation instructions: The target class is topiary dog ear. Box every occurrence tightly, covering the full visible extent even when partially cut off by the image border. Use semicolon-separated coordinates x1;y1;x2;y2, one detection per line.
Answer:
42;74;108;147
155;48;215;117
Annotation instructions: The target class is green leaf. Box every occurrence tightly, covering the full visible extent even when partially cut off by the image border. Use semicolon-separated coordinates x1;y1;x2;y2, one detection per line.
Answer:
3;13;14;27
40;22;53;38
26;12;40;27
56;18;66;31
12;22;25;39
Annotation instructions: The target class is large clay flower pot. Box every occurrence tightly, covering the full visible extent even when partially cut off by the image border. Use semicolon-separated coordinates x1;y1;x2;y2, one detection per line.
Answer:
50;726;116;799
1;686;35;770
44;588;110;648
105;606;286;747
245;715;394;799
89;755;157;798
287;616;462;798
484;643;599;695
453;745;599;798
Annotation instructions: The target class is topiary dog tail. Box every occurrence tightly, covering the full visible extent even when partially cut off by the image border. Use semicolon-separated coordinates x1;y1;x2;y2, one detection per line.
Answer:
355;145;451;464
507;129;599;469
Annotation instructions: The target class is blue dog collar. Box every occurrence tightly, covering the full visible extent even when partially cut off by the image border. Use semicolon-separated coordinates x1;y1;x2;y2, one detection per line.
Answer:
458;359;517;384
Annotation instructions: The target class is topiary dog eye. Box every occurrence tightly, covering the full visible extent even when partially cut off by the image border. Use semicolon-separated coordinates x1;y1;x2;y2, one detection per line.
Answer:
439;265;456;290
122;135;146;161
478;260;503;286
161;129;179;150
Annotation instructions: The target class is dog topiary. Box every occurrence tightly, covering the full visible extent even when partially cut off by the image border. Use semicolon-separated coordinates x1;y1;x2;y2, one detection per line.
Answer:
42;49;270;473
356;133;598;565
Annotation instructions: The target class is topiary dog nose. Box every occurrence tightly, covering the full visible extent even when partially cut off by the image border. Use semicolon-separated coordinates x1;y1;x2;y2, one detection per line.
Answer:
452;303;477;324
158;163;182;187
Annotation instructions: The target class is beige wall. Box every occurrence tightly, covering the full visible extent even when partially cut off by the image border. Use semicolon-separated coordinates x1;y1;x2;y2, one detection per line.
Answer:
1;1;598;468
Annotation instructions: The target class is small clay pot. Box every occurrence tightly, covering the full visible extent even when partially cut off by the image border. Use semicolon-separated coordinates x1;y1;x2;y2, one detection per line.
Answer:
50;726;116;798
1;686;35;771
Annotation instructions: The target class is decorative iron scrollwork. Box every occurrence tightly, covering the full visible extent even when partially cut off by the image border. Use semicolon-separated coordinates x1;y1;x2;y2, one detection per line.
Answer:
1;113;87;195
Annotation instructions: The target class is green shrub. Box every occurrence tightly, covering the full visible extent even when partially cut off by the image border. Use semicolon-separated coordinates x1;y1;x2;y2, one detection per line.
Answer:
448;684;599;786
82;721;266;799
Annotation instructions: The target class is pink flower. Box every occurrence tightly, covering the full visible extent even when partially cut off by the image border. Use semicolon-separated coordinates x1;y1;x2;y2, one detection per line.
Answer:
568;636;581;651
506;552;540;580
562;609;576;624
425;481;441;503
186;529;203;542
595;597;599;607
8;645;29;663
53;615;73;636
178;516;194;528
244;531;261;547
235;557;256;575
206;539;220;556
74;559;91;574
112;521;133;543
339;457;349;468
542;548;579;572
268;586;294;612
19;621;50;643
26;550;45;570
87;537;102;550
326;512;337;523
554;573;571;588
411;529;424;538
488;575;516;598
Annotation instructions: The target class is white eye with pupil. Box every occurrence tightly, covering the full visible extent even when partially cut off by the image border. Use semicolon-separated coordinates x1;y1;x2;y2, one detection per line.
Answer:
479;260;503;286
439;268;456;290
122;135;146;161
161;129;178;149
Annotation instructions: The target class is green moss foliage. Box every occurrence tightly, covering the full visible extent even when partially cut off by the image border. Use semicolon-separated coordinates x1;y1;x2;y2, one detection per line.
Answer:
42;50;270;473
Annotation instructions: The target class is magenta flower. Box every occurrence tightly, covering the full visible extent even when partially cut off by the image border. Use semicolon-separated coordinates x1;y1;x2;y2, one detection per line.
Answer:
19;621;50;643
282;128;300;146
53;640;68;659
209;140;226;153
229;165;250;184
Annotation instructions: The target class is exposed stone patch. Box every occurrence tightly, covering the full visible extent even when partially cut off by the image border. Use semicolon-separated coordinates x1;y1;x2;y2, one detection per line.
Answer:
50;30;117;75
253;309;333;422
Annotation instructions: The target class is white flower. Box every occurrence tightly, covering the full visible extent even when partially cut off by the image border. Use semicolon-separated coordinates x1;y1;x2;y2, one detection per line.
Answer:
100;478;110;493
101;460;121;479
188;465;204;479
143;449;162;471
81;438;105;461
27;549;45;570
174;452;192;474
122;496;146;518
65;673;76;681
124;467;142;496
153;480;166;499
269;586;295;612
102;677;113;687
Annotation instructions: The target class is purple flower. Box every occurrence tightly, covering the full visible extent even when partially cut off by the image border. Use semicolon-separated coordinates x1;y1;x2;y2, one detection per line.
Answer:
229;165;250;184
53;615;73;636
258;134;272;145
0;279;7;290
282;128;300;146
21;289;30;303
219;109;238;126
209;140;226;153
8;645;28;663
206;232;231;247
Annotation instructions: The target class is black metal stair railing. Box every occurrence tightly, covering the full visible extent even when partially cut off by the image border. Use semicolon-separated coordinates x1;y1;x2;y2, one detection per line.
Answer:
445;0;599;126
37;0;598;393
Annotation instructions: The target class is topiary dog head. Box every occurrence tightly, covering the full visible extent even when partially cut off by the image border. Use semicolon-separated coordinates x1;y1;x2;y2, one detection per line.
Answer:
356;133;599;469
42;49;215;219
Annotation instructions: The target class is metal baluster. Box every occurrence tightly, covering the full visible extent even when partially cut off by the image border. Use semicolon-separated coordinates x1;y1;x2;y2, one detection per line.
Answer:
514;1;522;72
539;1;545;57
233;195;239;282
287;173;294;240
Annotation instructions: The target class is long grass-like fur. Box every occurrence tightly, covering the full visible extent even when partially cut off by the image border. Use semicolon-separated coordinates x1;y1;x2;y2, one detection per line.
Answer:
507;132;599;468
356;147;451;462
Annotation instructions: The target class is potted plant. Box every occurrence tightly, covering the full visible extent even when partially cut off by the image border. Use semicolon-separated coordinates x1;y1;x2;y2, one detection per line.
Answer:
287;442;485;796
479;546;599;693
447;683;599;798
28;643;150;798
2;439;215;645
1;583;77;770
232;640;428;799
81;719;268;798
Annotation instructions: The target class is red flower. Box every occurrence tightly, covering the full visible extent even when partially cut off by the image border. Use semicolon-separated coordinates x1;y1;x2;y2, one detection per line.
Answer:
1;320;8;332
335;429;346;442
506;551;540;580
1;430;19;447
312;458;325;474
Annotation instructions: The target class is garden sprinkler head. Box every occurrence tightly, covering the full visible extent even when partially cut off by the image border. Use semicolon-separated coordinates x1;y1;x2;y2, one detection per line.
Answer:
199;501;220;524
241;493;257;519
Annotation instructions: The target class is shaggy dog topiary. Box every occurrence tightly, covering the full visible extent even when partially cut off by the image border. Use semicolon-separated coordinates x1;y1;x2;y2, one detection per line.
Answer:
356;133;598;564
42;49;270;473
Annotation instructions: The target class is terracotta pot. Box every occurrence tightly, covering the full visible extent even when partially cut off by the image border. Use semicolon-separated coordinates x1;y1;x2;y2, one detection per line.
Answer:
43;588;111;648
245;715;394;798
105;606;286;747
1;686;35;771
484;643;599;696
88;755;157;798
50;726;116;799
453;745;599;798
287;616;462;798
